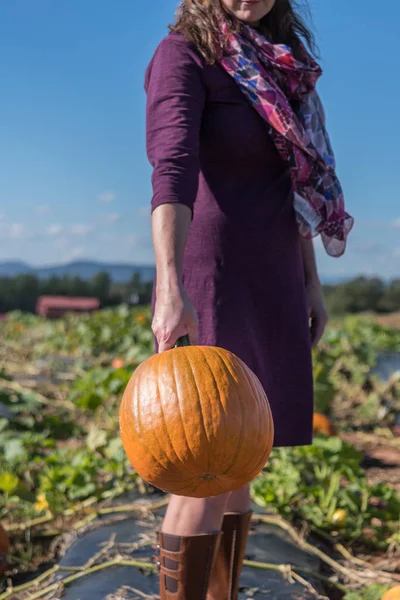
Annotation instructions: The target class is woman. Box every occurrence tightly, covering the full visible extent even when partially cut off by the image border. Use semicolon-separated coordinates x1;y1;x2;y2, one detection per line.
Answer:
145;0;353;598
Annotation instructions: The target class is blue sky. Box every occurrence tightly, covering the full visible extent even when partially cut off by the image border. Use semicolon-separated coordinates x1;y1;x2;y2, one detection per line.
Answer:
0;0;399;279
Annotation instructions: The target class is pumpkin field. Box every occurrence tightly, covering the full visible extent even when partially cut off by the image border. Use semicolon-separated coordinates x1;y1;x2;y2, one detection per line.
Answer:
0;307;399;599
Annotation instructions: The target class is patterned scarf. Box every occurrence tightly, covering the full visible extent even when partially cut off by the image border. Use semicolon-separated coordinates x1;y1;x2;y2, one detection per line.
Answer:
218;24;354;257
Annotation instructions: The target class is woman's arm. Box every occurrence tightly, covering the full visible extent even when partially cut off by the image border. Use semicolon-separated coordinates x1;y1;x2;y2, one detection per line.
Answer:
152;204;198;352
300;237;320;288
300;237;328;347
153;204;190;291
145;36;206;351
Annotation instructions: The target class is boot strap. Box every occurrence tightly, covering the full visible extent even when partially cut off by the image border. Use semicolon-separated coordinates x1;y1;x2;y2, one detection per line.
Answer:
159;547;184;561
159;563;183;581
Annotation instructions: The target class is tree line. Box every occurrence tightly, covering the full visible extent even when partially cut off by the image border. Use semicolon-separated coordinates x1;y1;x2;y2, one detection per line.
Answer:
323;277;400;315
0;273;399;315
0;272;153;313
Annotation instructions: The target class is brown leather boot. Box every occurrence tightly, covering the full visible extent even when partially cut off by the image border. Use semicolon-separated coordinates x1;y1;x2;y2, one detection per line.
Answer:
207;511;252;600
157;531;222;599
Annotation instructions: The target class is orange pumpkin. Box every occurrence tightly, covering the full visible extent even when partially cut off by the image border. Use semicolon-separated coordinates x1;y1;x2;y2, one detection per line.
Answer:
382;586;400;600
0;525;9;575
119;340;274;498
313;413;336;436
136;313;148;326
112;358;125;369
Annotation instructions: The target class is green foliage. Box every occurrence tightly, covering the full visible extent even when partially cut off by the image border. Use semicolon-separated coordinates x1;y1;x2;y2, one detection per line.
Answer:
2;304;153;359
68;366;133;410
0;391;136;522
313;348;336;413
36;443;131;512
0;308;154;527
343;584;391;600
252;436;400;549
312;315;400;426
0;473;19;494
1;307;400;583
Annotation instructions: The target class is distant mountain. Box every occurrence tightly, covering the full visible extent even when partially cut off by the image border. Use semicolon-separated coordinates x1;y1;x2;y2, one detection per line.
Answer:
0;260;156;284
0;261;33;276
0;260;359;285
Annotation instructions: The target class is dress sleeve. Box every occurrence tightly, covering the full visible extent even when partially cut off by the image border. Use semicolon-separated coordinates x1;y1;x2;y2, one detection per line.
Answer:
145;35;206;214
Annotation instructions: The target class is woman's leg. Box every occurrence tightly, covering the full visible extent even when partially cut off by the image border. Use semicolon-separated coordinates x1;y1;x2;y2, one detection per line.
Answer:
161;484;251;536
224;484;251;513
162;492;231;535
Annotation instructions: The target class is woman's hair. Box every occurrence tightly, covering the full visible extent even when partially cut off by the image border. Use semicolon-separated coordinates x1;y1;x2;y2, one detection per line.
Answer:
170;0;317;63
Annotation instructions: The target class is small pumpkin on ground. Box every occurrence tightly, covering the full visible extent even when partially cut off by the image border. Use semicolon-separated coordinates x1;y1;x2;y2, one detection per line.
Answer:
313;413;336;436
120;336;274;498
112;358;125;369
0;524;9;575
330;508;347;528
382;586;400;600
135;312;148;326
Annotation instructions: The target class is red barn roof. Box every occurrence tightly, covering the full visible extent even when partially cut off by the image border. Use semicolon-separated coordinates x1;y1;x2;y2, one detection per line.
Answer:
36;296;100;316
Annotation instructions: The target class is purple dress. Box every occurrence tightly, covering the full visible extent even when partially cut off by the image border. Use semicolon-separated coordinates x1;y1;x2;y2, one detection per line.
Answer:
145;33;314;447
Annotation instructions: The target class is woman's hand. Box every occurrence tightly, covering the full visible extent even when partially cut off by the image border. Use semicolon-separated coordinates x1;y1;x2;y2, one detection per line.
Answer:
306;281;328;348
152;284;198;353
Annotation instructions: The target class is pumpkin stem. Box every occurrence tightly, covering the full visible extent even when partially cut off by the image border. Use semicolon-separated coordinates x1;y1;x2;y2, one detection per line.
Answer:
175;335;190;348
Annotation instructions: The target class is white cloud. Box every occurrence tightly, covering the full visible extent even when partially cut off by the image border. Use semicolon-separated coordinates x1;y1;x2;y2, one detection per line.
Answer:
47;224;92;236
53;237;68;249
98;191;116;203
66;248;85;260
105;213;120;223
391;218;400;229
47;224;64;236
97;212;121;224
99;232;116;241
36;204;52;215
70;224;92;235
126;234;140;248
125;233;153;252
9;223;28;239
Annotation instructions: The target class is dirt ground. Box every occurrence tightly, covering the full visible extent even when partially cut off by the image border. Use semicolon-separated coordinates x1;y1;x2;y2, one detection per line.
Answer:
373;312;400;329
